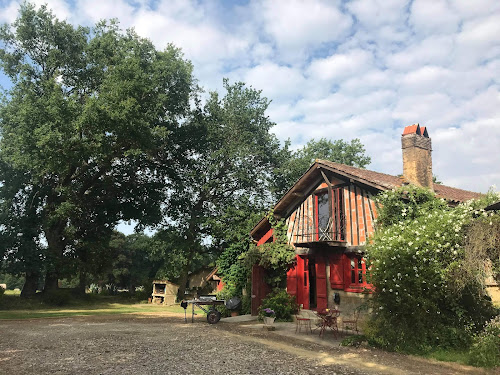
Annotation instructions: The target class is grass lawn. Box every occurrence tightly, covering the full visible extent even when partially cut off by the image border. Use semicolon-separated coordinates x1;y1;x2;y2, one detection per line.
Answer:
425;349;472;366
0;293;186;320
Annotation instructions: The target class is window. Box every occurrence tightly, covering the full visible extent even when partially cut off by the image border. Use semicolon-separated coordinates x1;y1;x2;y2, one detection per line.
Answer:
316;191;330;240
314;187;345;241
345;255;371;292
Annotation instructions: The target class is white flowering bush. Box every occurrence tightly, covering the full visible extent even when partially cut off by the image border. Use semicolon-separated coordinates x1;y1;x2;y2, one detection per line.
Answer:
365;186;499;353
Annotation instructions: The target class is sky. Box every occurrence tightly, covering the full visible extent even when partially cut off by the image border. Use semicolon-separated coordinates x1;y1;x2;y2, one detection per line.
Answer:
0;0;499;199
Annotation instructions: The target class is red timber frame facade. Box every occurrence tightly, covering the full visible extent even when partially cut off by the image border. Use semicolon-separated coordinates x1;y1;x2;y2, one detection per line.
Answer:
251;168;376;314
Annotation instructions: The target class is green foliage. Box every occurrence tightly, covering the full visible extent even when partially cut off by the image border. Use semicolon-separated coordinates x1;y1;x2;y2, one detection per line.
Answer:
468;315;500;368
158;79;286;300
257;289;298;322
374;185;447;227
0;285;5;301
0;3;194;293
273;138;371;198
42;289;72;306
0;272;25;290
243;213;296;288
340;335;367;348
366;186;499;353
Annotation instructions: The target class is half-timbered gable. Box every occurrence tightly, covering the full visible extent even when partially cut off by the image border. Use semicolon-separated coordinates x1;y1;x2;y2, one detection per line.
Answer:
250;125;482;314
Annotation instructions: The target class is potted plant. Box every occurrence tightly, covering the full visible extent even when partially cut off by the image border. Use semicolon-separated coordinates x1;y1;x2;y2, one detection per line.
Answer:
262;308;276;326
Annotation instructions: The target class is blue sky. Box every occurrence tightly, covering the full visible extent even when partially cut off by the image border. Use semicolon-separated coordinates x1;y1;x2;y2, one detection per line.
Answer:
1;0;499;197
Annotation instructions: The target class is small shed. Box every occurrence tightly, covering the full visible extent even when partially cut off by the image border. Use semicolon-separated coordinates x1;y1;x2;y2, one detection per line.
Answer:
152;280;178;305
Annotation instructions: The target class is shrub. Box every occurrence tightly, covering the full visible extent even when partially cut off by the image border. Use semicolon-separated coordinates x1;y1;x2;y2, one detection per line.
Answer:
42;289;72;306
341;335;367;348
133;287;151;302
468;315;500;368
258;289;297;322
365;187;499;353
0;285;5;302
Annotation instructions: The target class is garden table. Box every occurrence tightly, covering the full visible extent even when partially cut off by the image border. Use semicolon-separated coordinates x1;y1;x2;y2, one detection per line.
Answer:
315;309;340;338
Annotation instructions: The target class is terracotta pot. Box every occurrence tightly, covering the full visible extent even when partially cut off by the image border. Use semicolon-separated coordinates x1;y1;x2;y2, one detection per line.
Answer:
230;311;240;317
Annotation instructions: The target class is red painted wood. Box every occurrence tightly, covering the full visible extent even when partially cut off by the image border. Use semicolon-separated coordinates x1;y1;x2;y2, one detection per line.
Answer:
286;260;298;298
315;257;327;311
343;254;351;290
257;228;274;246
329;254;344;289
296;256;309;309
251;265;270;316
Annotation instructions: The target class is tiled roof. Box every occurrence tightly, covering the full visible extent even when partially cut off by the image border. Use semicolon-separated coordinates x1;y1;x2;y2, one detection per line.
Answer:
317;159;481;202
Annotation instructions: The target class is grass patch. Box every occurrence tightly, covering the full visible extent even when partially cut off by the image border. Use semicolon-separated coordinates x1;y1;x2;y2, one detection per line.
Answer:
424;348;471;366
4;289;21;296
0;293;186;320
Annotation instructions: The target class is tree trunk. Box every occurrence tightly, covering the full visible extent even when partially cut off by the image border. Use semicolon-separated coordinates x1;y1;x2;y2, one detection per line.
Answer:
176;256;193;302
20;271;39;298
43;227;65;293
75;271;86;296
44;273;59;293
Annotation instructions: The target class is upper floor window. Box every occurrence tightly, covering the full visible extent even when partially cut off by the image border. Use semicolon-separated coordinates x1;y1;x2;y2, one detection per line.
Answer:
314;187;345;241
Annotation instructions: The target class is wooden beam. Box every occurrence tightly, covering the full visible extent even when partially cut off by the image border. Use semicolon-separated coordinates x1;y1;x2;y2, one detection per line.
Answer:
320;170;333;189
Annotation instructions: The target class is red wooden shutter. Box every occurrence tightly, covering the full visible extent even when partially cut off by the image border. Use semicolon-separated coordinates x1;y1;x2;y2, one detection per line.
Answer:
286;259;298;298
315;256;327;311
343;254;351;290
296;256;309;309
329;254;344;289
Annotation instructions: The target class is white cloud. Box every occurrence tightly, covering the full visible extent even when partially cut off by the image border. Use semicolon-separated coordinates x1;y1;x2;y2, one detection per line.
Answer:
256;0;352;61
307;49;374;83
409;0;460;36
0;0;499;194
242;62;306;102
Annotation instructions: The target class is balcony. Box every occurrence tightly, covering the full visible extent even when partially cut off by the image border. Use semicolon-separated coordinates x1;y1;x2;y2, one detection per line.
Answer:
291;217;346;248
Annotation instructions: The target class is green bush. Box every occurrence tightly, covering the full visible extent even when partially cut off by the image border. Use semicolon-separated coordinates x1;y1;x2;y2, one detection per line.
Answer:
133;288;151;302
258;289;297;322
341;335;367;348
365;187;499;353
42;289;72;306
468;315;500;368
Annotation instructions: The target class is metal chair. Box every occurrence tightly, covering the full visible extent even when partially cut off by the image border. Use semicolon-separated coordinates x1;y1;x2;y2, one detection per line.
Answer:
342;308;360;335
295;305;312;334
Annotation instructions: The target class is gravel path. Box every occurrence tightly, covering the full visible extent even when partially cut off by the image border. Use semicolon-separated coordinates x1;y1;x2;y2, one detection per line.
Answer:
0;314;494;375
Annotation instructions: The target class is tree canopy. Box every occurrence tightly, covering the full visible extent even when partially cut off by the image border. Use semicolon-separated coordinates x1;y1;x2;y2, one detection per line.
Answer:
272;138;371;198
0;3;194;295
158;79;285;300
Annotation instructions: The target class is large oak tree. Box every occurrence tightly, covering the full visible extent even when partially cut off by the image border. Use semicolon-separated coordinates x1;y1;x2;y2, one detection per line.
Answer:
0;4;194;295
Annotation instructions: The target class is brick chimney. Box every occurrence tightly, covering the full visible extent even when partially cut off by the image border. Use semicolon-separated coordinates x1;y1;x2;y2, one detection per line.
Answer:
401;124;433;190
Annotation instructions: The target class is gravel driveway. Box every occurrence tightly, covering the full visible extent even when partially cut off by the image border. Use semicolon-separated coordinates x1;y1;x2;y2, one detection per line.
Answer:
0;314;494;375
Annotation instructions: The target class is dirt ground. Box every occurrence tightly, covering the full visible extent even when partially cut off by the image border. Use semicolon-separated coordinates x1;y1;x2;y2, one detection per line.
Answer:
0;312;496;375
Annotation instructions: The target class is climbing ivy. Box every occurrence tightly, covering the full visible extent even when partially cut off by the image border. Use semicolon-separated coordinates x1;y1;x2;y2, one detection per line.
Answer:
242;212;296;288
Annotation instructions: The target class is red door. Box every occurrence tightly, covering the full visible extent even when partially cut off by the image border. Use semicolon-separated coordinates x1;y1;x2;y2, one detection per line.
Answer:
296;256;309;309
315;256;328;311
251;264;270;315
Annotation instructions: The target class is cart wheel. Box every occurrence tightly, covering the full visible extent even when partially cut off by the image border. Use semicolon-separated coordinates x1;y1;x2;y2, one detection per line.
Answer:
207;310;221;324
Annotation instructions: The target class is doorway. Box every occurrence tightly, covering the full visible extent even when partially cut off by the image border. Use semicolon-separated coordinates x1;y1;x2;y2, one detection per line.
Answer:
308;257;316;308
